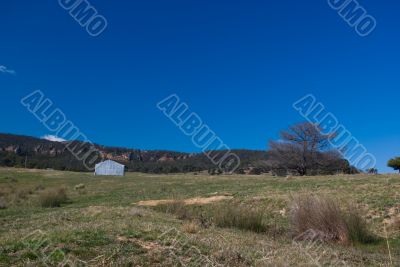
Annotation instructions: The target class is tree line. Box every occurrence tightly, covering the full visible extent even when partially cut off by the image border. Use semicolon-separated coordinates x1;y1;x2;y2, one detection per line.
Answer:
2;124;399;175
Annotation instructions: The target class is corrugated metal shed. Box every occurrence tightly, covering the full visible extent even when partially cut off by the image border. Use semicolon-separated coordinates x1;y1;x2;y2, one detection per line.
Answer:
94;160;125;176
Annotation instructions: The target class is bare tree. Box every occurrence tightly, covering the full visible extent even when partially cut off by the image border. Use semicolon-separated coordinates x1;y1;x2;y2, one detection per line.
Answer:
268;122;341;176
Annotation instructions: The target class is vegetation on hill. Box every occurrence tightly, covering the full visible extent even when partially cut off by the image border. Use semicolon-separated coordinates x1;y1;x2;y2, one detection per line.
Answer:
0;133;271;173
0;131;356;175
388;157;400;173
267;122;357;176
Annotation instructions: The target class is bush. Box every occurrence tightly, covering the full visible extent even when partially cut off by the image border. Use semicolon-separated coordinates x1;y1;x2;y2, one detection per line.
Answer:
213;204;267;233
35;184;45;191
0;197;7;209
154;200;268;233
289;195;375;244
154;200;191;220
16;189;31;200
344;208;376;244
182;222;200;234
39;187;68;208
74;184;85;190
74;183;87;195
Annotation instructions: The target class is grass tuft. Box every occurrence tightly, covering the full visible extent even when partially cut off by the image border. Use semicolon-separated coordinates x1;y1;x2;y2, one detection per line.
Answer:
182;221;200;234
0;197;7;209
154;200;191;220
213;204;267;233
289;195;376;245
39;187;68;208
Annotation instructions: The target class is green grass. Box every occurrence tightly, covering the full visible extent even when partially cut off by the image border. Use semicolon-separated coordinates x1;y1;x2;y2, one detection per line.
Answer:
0;168;399;266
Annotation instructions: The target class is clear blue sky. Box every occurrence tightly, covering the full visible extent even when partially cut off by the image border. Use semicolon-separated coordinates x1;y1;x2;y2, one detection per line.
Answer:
1;0;399;173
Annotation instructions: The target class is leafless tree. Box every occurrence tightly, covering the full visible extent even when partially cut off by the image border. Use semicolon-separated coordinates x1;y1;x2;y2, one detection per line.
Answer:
268;122;341;176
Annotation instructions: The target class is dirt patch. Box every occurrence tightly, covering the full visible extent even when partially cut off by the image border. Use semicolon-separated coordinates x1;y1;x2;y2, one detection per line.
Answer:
135;196;233;207
383;205;400;232
116;236;161;250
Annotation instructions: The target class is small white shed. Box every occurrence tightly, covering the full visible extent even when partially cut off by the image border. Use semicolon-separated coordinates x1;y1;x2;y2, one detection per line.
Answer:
94;160;125;176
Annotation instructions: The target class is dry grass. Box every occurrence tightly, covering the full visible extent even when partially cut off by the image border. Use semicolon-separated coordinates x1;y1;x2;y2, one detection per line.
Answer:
213;204;267;233
39;187;68;208
153;199;268;233
344;207;376;244
74;183;85;190
1;169;399;266
153;200;192;220
0;197;6;209
290;195;376;245
182;221;200;234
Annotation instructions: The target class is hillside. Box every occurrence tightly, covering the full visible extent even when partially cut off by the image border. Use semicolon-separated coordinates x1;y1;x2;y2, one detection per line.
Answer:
0;169;399;266
0;133;270;173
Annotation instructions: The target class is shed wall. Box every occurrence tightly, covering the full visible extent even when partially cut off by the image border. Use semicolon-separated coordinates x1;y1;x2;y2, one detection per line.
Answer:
95;161;125;176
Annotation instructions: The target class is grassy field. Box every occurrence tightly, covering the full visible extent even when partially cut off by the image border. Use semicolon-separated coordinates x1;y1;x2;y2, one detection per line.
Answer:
0;168;399;266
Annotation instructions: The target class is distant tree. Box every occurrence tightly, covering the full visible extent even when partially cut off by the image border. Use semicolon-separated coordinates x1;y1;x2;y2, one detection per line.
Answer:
235;168;246;174
367;168;378;174
267;122;341;176
388;157;400;173
248;167;263;175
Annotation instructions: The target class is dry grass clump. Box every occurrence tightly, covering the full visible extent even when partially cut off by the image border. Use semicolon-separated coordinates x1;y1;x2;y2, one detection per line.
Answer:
129;207;146;217
154;200;191;220
35;184;45;191
39;187;68;208
213;204;267;233
290;195;375;245
154;200;268;233
0;186;36;206
213;248;250;266
16;189;32;200
182;221;200;234
0;197;7;209
74;183;85;190
74;184;86;195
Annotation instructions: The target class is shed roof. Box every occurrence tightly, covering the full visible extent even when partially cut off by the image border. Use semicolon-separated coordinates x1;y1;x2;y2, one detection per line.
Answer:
95;160;125;168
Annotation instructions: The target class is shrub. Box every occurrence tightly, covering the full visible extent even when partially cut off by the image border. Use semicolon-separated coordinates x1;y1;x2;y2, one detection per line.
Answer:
39;187;68;208
344;208;376;244
16;189;31;200
154;200;268;233
289;195;375;244
0;188;6;197
213;204;267;233
35;184;45;191
182;222;200;234
129;207;145;217
154;200;191;220
74;184;87;195
0;197;7;209
74;183;85;190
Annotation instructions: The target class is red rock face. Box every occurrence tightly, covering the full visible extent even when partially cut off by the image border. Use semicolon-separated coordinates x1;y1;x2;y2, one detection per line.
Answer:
158;155;175;162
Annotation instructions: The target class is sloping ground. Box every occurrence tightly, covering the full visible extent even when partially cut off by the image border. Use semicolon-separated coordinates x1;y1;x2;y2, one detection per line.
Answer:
0;168;399;266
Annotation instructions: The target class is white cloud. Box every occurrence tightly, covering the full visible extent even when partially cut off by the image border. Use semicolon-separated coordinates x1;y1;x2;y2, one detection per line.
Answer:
42;135;66;142
0;65;16;75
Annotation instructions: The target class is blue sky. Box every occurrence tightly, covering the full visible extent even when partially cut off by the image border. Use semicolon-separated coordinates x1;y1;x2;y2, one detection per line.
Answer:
1;0;399;173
